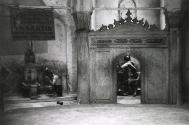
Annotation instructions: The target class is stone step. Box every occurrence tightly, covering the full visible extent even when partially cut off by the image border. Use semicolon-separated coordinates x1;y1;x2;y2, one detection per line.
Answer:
4;94;77;104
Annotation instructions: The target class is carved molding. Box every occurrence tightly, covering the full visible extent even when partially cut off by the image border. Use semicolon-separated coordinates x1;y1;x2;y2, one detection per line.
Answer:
97;10;160;32
90;37;167;48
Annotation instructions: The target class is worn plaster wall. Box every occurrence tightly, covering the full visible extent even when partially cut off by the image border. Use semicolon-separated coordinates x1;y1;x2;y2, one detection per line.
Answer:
165;0;181;11
0;0;77;94
93;0;119;30
0;18;67;63
91;0;161;30
73;0;92;12
43;0;77;93
35;19;67;63
0;0;47;57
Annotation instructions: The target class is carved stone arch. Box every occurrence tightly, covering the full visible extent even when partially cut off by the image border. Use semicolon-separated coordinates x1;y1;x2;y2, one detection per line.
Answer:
118;0;137;19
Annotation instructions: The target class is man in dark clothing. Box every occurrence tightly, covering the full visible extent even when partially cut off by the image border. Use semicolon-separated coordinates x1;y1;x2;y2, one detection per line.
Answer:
117;67;129;96
43;67;54;84
128;69;140;96
40;67;54;94
121;55;139;96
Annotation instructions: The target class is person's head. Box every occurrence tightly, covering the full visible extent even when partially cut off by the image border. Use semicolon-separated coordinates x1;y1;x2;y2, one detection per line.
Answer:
124;55;131;62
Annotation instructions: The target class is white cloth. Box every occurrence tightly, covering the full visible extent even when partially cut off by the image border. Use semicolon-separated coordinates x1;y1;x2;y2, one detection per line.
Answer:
52;74;59;85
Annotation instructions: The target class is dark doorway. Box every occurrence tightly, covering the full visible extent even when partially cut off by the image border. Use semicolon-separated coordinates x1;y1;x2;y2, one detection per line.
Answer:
116;56;141;104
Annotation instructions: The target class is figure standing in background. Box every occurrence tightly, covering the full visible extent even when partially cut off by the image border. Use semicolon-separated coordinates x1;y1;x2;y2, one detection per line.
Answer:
43;67;54;85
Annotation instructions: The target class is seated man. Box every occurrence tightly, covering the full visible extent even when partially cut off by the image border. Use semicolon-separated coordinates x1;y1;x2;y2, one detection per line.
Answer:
43;67;54;83
38;67;54;94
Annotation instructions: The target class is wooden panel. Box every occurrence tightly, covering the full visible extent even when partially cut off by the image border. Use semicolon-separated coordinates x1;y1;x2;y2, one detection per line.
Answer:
90;50;114;103
145;49;168;103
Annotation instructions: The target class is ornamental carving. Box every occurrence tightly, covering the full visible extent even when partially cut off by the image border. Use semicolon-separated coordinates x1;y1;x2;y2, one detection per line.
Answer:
98;10;160;32
97;40;112;44
114;39;128;43
129;39;142;43
145;39;164;44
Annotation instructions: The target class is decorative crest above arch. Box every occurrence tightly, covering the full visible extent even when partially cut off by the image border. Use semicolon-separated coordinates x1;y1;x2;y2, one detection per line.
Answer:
97;10;160;32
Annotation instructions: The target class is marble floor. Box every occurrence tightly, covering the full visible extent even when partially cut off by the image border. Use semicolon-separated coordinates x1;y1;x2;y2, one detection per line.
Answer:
4;93;77;111
4;95;140;111
3;104;189;125
117;96;140;104
2;95;189;125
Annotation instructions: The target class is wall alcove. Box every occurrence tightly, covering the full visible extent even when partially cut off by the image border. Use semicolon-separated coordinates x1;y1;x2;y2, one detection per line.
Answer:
88;10;169;104
113;52;143;103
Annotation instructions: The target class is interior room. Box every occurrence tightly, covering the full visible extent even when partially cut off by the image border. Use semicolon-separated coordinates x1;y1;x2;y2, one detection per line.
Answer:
117;55;141;104
1;0;189;125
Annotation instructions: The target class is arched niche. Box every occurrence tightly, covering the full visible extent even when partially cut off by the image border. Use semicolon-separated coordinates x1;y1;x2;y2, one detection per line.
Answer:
112;51;145;103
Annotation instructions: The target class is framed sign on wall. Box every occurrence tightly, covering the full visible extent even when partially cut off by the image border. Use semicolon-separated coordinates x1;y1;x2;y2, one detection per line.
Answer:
10;7;55;40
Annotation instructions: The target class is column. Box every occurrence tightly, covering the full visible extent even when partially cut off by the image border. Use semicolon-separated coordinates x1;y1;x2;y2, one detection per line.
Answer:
168;11;183;105
72;11;92;104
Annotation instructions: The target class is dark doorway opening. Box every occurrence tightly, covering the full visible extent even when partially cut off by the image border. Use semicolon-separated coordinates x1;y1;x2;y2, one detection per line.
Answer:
116;55;141;104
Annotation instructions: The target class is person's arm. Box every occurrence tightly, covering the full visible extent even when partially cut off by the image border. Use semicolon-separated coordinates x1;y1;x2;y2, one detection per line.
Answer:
136;72;141;81
121;62;130;68
121;61;136;70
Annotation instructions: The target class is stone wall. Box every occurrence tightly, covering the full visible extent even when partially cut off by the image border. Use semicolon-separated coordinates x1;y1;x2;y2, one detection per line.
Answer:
165;0;181;11
0;0;77;94
91;0;161;30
